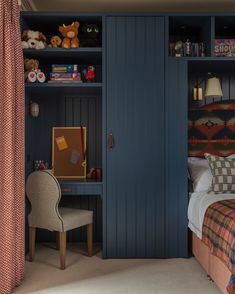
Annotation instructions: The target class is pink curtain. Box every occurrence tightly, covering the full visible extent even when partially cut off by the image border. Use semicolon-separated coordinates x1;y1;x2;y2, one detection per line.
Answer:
0;0;25;293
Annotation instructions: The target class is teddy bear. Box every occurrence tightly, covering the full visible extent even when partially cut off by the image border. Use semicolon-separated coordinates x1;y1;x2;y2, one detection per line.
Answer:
48;35;62;48
24;58;46;83
22;30;47;50
59;22;80;49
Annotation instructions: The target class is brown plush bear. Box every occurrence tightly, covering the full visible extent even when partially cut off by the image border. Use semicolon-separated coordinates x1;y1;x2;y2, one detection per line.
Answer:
24;58;39;81
48;35;62;48
59;22;80;49
24;59;46;83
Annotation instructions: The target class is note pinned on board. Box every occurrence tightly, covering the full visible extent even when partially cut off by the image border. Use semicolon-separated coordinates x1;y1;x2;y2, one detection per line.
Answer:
70;149;80;165
56;136;68;151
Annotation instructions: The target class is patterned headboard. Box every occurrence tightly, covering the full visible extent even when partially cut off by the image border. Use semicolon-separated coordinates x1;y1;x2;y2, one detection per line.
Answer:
188;101;235;157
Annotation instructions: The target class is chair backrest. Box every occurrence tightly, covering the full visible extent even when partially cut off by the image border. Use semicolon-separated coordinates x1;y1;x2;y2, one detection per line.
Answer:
26;170;64;231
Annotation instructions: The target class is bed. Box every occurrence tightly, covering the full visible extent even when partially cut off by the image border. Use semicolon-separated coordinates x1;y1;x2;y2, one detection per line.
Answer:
188;101;235;294
188;192;235;293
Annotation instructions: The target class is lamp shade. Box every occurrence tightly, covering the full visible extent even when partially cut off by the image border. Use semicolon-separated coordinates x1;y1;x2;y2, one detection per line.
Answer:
205;77;223;97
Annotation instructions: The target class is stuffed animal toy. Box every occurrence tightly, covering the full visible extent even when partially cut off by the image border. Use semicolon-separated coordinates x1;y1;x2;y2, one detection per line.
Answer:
24;58;46;83
80;24;100;47
22;30;47;50
59;22;80;49
48;35;62;48
83;66;95;82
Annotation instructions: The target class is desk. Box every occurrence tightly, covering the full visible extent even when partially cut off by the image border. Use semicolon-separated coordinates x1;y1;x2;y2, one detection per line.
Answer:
59;180;103;196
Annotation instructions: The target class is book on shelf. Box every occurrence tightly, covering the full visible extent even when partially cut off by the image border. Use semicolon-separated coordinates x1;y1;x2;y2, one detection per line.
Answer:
52;64;78;73
48;80;83;83
214;39;235;57
50;72;81;79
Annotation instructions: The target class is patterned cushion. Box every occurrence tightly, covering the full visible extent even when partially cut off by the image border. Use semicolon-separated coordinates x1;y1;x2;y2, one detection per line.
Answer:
205;153;235;193
188;102;235;157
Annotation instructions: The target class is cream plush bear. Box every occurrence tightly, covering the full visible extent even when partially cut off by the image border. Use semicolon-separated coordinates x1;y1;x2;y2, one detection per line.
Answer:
22;30;47;50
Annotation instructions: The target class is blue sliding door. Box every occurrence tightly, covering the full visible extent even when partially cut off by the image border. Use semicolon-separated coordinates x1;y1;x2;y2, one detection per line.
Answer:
105;16;165;258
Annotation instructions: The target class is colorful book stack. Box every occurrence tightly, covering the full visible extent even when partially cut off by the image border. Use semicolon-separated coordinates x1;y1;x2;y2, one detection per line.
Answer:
49;64;82;83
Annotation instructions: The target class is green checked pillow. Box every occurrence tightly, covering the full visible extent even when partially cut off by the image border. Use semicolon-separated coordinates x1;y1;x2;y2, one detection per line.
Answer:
204;153;235;193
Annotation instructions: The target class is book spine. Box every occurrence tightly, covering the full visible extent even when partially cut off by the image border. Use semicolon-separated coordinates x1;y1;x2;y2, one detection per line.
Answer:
52;64;78;73
50;73;81;79
50;78;81;81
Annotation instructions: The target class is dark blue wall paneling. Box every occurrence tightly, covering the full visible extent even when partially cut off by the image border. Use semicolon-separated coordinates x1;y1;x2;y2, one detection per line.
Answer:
165;59;188;257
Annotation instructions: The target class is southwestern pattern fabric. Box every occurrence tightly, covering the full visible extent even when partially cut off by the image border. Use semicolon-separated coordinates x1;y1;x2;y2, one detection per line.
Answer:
188;102;235;157
202;199;235;273
205;153;235;193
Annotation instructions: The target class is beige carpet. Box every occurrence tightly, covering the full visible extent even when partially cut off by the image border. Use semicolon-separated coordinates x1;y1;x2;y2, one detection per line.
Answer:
14;244;221;294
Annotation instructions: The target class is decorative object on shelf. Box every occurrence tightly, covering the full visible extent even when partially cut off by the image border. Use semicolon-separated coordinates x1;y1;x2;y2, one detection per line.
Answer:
184;39;191;56
80;24;100;47
214;39;235;57
87;168;95;179
24;58;39;81
29;101;40;117
22;30;47;49
170;40;206;57
86;167;102;180
48;35;62;48
24;58;46;83
95;168;102;180
34;160;49;170
192;73;223;101
174;40;184;57
83;66;95;82
59;22;80;49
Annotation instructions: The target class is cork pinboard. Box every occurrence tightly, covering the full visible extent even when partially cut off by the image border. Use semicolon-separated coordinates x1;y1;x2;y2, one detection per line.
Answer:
52;127;86;179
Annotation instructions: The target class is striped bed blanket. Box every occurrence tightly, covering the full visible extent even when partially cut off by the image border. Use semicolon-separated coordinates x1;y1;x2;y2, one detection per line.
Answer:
202;199;235;293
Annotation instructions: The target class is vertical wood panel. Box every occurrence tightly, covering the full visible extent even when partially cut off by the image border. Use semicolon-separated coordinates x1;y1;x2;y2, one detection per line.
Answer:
221;74;230;100
106;17;118;256
106;16;165;257
125;17;137;257
165;59;188;258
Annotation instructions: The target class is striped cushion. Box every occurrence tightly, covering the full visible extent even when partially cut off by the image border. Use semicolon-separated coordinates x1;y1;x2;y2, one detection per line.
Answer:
204;153;235;193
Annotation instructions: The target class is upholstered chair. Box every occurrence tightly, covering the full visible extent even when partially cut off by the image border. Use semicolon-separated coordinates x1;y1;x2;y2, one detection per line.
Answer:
26;170;93;270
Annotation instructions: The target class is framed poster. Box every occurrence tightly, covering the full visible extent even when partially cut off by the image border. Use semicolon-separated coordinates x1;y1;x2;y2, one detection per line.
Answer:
52;127;86;179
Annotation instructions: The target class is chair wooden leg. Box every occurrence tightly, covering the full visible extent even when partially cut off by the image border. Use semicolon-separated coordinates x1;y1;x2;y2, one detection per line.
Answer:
87;223;93;257
29;227;36;262
59;231;66;270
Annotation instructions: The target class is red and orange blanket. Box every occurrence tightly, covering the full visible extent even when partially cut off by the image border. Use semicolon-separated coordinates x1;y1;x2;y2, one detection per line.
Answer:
202;199;235;293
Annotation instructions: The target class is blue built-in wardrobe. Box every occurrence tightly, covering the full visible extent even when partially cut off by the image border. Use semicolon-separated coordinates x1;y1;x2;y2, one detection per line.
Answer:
105;16;188;258
24;11;213;259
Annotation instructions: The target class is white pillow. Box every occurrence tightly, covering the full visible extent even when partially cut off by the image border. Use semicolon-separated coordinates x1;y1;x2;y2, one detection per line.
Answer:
188;154;235;192
188;158;212;192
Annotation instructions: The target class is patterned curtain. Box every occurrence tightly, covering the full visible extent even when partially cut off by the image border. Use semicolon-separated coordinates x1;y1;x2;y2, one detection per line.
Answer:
0;0;25;293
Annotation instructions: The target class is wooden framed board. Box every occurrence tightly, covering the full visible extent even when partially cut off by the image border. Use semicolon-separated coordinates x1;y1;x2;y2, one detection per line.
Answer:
52;127;86;179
